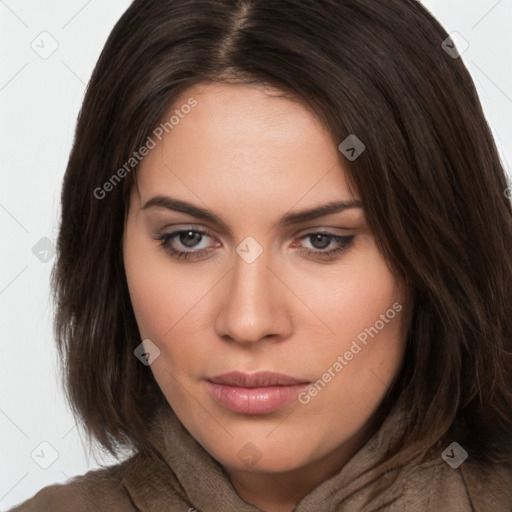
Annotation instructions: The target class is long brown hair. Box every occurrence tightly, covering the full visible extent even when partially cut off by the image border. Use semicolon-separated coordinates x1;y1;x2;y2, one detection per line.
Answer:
52;0;512;472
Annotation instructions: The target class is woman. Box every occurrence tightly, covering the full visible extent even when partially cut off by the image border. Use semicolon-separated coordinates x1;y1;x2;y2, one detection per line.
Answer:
9;0;512;510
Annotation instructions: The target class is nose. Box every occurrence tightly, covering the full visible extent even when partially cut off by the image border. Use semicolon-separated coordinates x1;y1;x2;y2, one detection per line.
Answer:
214;247;293;346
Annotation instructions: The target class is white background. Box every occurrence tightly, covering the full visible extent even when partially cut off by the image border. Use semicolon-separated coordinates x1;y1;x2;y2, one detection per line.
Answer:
1;0;511;509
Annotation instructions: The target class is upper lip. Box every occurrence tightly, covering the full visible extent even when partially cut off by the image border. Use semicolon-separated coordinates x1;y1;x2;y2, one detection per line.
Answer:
207;371;309;388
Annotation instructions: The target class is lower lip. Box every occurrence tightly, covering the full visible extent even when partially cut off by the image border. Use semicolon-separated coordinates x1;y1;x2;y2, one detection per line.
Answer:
205;381;309;414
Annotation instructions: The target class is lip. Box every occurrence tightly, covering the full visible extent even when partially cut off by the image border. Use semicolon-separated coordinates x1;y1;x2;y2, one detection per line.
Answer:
205;371;310;414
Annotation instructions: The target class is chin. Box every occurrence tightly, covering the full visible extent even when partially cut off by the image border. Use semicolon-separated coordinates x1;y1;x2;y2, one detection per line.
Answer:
200;429;323;473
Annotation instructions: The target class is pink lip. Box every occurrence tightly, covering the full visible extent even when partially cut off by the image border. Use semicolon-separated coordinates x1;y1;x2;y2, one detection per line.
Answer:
205;371;309;414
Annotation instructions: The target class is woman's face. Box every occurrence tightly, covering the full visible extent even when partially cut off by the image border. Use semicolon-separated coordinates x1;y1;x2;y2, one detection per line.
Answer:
123;82;407;478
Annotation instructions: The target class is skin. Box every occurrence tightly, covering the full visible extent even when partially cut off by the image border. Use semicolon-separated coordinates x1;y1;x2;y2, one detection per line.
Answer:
123;82;408;512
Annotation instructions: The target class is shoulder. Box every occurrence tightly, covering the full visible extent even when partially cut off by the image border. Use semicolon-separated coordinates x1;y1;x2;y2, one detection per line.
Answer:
459;459;512;511
7;460;137;512
403;456;512;511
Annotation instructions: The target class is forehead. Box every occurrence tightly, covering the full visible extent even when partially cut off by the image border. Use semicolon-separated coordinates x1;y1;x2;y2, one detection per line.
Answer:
134;82;357;214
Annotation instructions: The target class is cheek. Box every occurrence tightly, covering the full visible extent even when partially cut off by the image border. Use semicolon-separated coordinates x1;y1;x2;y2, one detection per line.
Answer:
123;232;220;397
295;243;406;399
340;264;405;377
295;240;403;343
124;234;205;341
124;243;200;402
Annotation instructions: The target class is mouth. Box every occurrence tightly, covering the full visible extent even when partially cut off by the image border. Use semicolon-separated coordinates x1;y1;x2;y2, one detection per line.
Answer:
205;371;310;414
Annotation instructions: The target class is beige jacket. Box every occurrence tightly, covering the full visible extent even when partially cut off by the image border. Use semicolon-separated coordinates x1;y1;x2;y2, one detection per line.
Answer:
8;402;512;511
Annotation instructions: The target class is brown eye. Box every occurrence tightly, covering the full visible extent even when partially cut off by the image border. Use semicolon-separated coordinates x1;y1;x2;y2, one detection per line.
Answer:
309;233;333;250
179;231;204;248
296;233;355;261
157;229;220;260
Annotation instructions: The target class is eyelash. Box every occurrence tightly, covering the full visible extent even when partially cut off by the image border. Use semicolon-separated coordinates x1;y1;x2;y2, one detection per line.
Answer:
156;229;355;262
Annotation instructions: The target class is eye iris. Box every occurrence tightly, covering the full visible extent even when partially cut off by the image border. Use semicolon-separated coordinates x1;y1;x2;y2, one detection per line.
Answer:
311;234;331;249
180;231;202;248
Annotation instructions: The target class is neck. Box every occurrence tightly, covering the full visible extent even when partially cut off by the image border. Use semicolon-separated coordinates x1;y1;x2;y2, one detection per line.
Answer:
224;417;378;512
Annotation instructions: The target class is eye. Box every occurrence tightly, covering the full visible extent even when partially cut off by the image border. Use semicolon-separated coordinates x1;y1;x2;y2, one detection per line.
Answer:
156;228;355;262
157;229;220;260
293;232;355;261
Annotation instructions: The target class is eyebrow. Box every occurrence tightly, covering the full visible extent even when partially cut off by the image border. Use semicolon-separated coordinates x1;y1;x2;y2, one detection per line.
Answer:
142;195;363;231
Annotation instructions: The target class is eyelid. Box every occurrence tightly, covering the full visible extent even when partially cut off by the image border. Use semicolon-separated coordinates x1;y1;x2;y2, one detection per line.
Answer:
154;224;216;240
156;225;356;266
291;226;352;241
169;227;219;247
156;225;352;244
